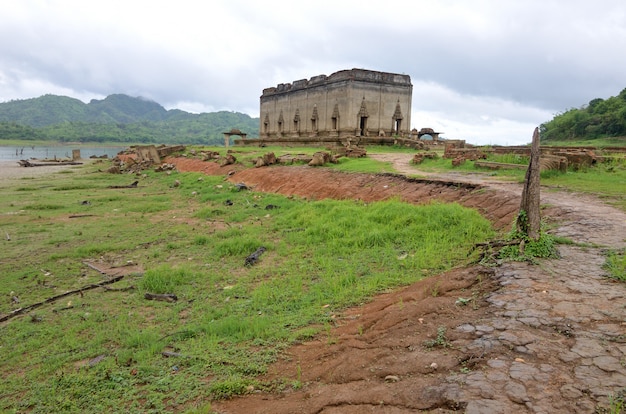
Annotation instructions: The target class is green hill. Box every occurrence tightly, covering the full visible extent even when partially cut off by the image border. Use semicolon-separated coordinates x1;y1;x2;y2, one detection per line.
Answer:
540;88;626;144
0;94;259;145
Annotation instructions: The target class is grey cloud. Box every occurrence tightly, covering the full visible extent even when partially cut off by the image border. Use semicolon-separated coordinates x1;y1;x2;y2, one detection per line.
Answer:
1;1;625;145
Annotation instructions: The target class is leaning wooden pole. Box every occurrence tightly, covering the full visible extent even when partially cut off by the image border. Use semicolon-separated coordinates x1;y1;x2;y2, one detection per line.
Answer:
517;127;541;240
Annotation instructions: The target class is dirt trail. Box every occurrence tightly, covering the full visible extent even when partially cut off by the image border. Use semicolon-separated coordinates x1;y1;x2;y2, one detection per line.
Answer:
170;154;626;413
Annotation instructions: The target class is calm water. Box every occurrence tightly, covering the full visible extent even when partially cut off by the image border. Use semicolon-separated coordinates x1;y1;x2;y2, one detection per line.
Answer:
0;145;127;161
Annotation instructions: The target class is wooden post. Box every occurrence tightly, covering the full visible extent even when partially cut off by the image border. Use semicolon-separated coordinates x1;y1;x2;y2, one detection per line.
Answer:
517;127;541;240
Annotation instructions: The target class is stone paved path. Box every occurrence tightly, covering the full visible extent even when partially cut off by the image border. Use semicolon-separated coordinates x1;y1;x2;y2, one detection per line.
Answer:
377;153;626;412
451;245;626;413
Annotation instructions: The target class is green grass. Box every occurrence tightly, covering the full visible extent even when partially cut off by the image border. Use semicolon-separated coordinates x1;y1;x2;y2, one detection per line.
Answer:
1;143;623;412
541;137;626;147
541;160;626;211
605;250;626;282
412;154;527;181
0;159;495;413
329;155;396;173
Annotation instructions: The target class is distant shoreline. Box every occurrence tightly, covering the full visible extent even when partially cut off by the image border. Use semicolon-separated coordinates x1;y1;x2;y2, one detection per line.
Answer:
0;144;126;162
0;159;91;180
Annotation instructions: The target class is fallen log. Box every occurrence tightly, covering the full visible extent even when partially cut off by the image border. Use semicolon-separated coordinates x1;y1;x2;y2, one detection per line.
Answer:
0;275;125;323
18;159;83;167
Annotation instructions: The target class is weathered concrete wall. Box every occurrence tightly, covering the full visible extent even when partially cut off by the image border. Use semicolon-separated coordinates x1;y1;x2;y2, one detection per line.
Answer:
260;69;412;140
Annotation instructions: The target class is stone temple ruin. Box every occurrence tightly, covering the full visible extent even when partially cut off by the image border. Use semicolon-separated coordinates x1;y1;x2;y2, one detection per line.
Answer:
235;68;442;148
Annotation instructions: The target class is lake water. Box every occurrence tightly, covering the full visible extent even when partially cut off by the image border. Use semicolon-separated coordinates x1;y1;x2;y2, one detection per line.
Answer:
0;145;128;161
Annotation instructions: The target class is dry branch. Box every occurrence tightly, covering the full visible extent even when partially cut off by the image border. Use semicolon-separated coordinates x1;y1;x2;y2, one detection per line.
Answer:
0;275;125;322
107;181;139;189
470;239;522;263
102;285;135;292
144;293;178;302
83;261;108;274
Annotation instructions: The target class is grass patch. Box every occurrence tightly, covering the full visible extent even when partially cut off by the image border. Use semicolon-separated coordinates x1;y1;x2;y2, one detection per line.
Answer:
542;160;626;211
328;156;395;173
141;265;193;293
498;212;560;262
604;249;626;282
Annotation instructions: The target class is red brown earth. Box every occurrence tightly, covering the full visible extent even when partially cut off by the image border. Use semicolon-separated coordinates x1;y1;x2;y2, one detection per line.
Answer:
168;154;626;414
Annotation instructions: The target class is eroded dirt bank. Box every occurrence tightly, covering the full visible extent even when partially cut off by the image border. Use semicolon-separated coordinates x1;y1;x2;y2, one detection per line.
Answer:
169;156;626;413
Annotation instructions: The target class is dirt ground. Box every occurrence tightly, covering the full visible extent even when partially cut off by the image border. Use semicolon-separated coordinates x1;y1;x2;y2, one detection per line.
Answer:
168;153;626;413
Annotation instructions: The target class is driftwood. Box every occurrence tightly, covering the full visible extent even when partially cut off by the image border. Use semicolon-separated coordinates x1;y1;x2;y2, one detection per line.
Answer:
0;275;125;322
245;246;266;267
102;285;135;292
52;305;75;313
69;214;96;219
107;181;139;189
83;261;108;274
162;351;187;358
144;293;178;302
88;354;107;367
18;160;83;167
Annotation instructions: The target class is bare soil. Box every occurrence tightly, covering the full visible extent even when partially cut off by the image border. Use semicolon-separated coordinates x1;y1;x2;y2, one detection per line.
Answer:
169;154;626;413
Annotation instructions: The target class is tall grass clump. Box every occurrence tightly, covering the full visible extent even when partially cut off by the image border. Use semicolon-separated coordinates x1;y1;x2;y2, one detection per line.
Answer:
141;264;193;293
604;249;626;282
486;153;529;165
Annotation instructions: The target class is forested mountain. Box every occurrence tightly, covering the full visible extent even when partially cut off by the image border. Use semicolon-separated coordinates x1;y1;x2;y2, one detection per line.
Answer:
540;88;626;142
0;94;259;145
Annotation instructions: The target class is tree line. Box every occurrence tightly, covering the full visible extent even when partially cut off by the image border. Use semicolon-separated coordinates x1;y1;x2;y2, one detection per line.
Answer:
540;88;626;142
0;94;259;145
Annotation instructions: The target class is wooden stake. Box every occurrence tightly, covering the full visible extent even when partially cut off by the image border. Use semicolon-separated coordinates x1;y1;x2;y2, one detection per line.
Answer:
517;127;541;240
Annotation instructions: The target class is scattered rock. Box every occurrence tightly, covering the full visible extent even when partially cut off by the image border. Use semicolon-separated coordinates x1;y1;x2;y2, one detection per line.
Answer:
384;375;400;382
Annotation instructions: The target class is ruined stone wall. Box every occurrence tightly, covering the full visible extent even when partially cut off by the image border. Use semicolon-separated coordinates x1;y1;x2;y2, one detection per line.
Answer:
260;69;412;140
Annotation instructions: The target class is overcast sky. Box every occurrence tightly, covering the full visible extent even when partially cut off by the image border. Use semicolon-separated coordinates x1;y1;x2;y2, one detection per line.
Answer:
1;1;625;145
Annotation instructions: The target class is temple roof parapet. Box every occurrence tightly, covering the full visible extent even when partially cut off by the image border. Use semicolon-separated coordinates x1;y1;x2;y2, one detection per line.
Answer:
261;68;411;97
